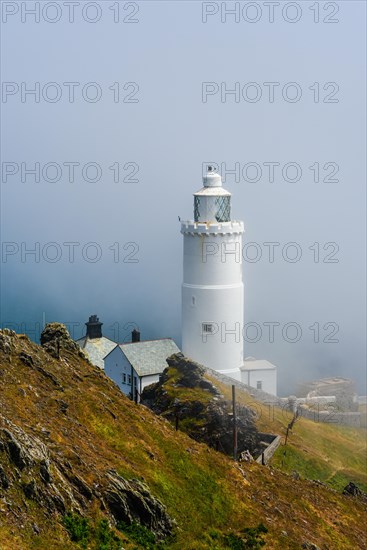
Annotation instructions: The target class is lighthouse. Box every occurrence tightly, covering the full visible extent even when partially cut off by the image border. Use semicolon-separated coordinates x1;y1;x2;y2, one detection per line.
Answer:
181;167;245;379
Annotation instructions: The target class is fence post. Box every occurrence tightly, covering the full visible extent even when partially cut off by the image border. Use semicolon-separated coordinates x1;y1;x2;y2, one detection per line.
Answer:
232;385;237;461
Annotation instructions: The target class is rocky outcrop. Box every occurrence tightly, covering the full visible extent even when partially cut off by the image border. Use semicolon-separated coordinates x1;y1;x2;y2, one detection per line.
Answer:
0;329;15;356
142;353;260;457
104;470;173;538
0;416;173;536
1;418;49;470
159;353;219;393
0;325;175;545
342;482;367;502
0;416;74;514
40;323;85;359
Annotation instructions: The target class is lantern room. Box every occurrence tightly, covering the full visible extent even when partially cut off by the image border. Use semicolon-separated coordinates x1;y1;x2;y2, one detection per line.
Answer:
193;166;231;223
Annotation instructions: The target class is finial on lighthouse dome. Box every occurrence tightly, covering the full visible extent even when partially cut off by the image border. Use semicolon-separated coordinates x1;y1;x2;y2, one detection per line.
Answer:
203;165;222;188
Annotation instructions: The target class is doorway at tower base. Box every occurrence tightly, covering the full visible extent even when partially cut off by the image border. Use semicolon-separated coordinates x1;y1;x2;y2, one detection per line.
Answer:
217;357;277;396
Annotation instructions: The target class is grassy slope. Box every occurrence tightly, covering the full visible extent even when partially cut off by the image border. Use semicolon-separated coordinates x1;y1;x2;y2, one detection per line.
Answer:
209;376;367;493
0;334;366;549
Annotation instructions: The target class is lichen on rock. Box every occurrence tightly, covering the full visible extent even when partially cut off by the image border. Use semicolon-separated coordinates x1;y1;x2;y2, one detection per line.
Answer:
103;470;174;538
40;323;83;359
0;329;15;357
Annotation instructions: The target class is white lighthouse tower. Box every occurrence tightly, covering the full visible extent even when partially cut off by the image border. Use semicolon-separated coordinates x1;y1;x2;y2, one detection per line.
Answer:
181;167;245;379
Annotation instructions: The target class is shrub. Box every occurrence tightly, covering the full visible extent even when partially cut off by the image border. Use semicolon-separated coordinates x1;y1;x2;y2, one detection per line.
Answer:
95;519;122;549
63;513;122;549
117;521;157;549
62;513;90;548
242;524;268;548
224;524;268;549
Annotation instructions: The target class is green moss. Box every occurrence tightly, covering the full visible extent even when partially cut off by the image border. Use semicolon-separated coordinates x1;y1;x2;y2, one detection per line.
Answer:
62;514;122;550
117;521;158;549
223;524;268;549
62;514;90;548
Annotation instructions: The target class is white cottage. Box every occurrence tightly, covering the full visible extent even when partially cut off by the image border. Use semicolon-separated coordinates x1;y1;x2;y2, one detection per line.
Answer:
104;336;180;401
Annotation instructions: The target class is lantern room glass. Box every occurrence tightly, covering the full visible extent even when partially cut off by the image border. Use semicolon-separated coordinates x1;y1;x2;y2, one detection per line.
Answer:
215;196;231;222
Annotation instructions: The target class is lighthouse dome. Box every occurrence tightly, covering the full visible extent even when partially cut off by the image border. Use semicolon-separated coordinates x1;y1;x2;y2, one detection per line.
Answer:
203;167;222;188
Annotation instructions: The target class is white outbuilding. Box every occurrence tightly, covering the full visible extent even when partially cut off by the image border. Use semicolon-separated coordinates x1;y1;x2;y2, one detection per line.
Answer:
240;357;277;396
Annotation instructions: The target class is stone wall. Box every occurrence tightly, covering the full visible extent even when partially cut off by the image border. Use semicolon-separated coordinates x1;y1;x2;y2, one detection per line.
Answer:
205;367;282;405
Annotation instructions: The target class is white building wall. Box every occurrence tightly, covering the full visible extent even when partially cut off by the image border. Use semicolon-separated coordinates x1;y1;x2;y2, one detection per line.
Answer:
104;347;135;397
104;347;161;399
241;368;277;396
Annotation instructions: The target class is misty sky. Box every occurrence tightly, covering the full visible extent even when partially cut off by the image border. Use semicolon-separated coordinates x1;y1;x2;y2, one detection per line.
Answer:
1;1;366;395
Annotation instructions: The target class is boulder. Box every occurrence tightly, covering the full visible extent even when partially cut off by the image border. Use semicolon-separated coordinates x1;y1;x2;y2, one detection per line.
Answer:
40;323;81;359
2;429;32;470
0;329;14;355
141;354;259;457
342;482;367;501
103;470;173;538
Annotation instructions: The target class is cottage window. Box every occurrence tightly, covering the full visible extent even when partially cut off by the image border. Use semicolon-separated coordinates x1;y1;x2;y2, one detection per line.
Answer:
256;380;262;390
122;373;126;384
128;374;132;385
202;323;214;334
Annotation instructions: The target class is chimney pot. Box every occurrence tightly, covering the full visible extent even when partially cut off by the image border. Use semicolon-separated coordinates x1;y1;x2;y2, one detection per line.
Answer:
132;329;140;343
85;315;103;339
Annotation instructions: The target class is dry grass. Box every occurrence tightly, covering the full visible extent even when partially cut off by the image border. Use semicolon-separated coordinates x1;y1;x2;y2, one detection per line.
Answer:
0;333;366;549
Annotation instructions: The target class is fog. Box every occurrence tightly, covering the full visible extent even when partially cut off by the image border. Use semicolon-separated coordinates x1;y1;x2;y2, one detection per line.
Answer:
1;1;365;396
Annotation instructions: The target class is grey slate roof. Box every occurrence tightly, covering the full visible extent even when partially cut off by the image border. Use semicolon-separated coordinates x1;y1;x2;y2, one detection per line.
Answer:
119;339;180;377
76;336;116;369
241;358;277;371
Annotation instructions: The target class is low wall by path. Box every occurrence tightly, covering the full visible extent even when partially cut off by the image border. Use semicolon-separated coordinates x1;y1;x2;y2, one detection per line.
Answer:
256;435;282;465
205;366;282;405
299;406;362;427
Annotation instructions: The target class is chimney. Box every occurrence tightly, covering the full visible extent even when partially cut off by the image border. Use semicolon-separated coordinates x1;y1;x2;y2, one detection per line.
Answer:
132;328;140;343
85;315;103;339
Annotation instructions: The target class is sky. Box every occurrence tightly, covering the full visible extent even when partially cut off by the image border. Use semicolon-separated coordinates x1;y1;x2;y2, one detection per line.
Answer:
1;0;366;396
